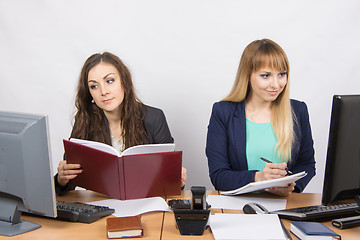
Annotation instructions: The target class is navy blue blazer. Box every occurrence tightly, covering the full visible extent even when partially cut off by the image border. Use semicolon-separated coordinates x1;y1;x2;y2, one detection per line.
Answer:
206;100;316;192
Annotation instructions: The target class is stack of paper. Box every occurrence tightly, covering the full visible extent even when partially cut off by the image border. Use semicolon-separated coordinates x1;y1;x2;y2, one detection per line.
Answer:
210;214;287;240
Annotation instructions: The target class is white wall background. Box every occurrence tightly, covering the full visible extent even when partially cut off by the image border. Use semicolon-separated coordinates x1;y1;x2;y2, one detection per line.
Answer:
1;0;359;193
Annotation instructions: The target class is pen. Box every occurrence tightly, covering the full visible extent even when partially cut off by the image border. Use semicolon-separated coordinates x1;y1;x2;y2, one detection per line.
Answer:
259;157;293;175
280;219;292;240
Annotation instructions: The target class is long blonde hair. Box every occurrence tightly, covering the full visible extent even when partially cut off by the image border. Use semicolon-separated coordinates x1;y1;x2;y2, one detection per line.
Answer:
224;39;294;161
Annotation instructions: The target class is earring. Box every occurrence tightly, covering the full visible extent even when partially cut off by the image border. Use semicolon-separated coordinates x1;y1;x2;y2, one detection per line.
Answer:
91;99;95;103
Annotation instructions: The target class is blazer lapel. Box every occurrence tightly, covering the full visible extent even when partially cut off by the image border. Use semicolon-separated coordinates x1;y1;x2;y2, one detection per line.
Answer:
233;101;248;170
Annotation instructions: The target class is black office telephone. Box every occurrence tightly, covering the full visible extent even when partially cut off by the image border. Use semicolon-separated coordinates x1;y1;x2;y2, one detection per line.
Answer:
172;186;210;236
168;199;211;210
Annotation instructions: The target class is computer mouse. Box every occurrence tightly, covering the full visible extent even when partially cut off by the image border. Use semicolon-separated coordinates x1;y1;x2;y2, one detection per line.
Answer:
243;202;269;214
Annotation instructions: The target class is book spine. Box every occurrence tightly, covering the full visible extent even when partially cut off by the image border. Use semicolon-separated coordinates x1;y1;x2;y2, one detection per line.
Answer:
118;156;126;200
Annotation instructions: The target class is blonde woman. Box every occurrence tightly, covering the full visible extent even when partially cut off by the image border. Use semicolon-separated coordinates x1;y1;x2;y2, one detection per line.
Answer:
206;39;315;196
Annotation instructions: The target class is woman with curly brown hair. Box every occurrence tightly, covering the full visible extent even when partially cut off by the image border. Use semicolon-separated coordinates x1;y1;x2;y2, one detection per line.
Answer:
55;52;186;195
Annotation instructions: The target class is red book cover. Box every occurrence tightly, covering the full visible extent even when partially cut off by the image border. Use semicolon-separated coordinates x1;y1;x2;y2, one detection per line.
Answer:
63;139;182;200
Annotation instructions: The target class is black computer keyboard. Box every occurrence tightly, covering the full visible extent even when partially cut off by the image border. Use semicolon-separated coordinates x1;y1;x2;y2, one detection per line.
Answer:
272;202;360;221
56;201;115;223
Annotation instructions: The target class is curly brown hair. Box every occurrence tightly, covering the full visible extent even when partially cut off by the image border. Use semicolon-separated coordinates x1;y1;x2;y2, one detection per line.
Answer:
70;52;147;149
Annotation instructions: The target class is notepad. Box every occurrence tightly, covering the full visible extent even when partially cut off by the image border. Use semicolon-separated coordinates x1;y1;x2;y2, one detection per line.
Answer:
220;171;307;195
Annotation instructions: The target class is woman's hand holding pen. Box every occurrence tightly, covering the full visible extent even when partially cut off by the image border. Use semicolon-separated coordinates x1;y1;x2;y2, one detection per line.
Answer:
57;160;83;187
254;161;295;196
254;162;288;182
266;182;295;197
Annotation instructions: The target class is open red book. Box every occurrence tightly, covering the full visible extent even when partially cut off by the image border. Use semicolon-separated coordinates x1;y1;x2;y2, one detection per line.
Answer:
63;139;182;200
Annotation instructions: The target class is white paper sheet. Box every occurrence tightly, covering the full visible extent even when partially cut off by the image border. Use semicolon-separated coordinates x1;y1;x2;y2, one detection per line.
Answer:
207;195;287;212
89;197;171;217
210;214;286;240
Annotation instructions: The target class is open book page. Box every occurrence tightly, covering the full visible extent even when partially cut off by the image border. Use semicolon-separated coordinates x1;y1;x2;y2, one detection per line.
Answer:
120;143;175;156
69;138;175;157
70;138;120;156
221;171;307;196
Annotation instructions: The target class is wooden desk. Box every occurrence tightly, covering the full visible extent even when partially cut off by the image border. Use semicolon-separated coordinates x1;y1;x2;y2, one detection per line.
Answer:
6;191;360;239
285;193;360;239
11;190;164;240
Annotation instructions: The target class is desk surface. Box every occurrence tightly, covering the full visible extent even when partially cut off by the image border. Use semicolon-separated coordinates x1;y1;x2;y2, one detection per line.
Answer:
9;190;360;240
13;190;163;240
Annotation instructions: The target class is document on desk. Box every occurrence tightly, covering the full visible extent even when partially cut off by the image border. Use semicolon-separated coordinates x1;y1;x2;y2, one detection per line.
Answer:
210;214;286;240
221;171;307;195
90;197;171;218
207;195;287;212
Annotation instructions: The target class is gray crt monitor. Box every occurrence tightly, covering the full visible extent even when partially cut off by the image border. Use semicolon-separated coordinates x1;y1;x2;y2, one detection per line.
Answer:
0;111;57;236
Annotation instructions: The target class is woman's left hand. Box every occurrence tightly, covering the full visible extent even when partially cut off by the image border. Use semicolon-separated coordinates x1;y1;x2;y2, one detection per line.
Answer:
181;167;187;187
266;182;296;197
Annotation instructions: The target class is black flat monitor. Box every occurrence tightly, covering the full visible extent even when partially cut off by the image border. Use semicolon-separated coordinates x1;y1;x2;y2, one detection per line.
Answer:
0;111;57;236
322;95;360;205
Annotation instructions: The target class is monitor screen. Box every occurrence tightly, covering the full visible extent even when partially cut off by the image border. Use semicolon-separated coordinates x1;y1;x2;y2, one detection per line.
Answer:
0;111;57;236
322;95;360;205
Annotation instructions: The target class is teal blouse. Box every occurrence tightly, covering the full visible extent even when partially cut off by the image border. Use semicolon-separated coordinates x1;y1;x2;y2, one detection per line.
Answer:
245;119;282;171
